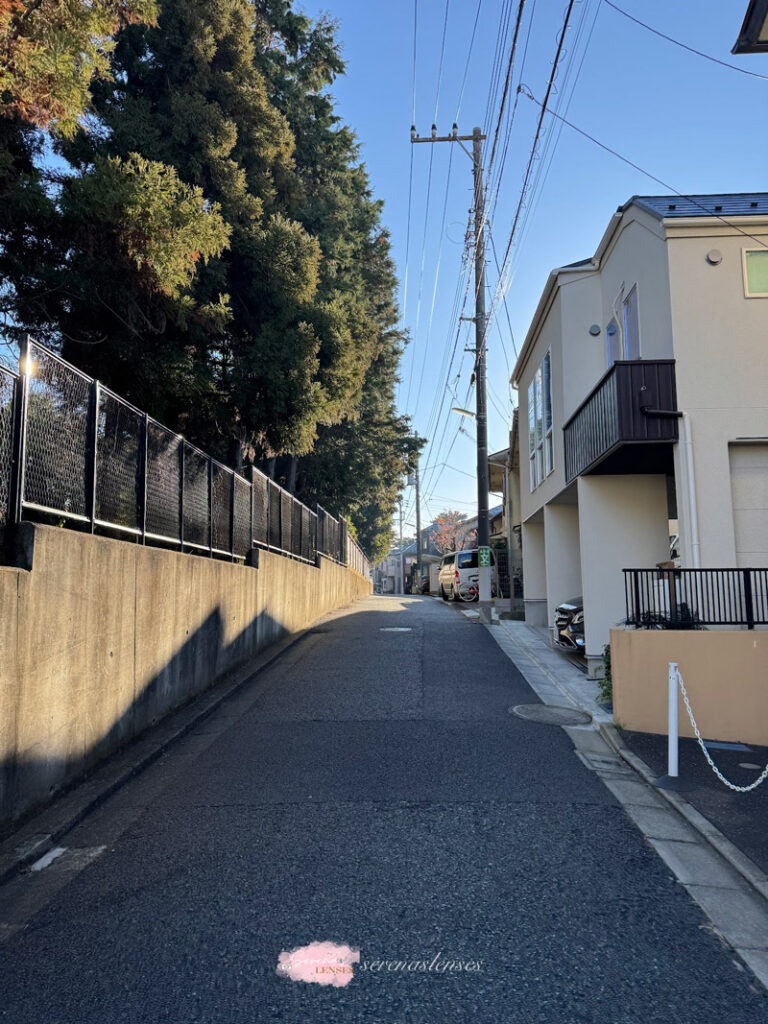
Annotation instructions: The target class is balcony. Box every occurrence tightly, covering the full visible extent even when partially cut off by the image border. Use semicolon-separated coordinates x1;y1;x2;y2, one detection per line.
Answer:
563;360;679;483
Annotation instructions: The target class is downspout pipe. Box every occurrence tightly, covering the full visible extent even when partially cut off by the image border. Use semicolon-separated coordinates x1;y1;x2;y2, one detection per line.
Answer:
681;412;701;568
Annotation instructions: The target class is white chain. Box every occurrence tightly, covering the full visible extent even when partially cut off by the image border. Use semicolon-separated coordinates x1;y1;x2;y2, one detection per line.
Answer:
675;666;768;793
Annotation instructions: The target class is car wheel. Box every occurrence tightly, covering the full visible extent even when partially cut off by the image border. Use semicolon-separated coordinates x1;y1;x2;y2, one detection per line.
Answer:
440;585;448;601
451;585;460;602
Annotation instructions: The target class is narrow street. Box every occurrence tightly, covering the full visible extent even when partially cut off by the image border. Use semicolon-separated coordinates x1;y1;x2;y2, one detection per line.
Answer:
1;595;765;1023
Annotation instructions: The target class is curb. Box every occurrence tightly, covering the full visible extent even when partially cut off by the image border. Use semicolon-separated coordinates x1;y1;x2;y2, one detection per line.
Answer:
599;723;768;904
0;626;313;886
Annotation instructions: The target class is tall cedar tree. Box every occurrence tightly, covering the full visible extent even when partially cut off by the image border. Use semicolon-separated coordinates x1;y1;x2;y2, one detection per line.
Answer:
0;0;417;554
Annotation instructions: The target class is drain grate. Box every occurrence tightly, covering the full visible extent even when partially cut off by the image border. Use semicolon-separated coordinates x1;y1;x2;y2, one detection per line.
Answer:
510;704;592;726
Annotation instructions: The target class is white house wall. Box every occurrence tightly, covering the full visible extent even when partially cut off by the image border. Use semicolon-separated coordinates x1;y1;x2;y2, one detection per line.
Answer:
597;212;674;363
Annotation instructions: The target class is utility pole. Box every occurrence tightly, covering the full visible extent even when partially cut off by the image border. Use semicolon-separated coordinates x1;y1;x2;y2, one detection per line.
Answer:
414;454;422;590
398;497;404;595
412;123;492;617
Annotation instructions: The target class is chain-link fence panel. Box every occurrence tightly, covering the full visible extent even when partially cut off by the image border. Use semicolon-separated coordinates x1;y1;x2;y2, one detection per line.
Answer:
280;489;292;555
211;462;232;554
95;389;142;532
0;367;16;540
252;470;269;547
291;499;302;558
233;474;251;559
183;444;209;549
146;421;181;542
24;344;90;519
268;480;281;549
301;506;311;562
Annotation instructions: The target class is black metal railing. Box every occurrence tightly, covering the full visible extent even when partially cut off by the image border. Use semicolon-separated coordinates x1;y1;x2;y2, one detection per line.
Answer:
0;364;18;547
563;360;678;482
624;567;768;630
0;337;371;577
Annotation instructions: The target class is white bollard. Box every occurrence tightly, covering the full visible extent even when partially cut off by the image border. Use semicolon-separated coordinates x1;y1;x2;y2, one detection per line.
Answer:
668;661;679;778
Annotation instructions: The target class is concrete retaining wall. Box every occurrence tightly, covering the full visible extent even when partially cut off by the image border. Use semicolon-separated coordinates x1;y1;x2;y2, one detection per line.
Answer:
0;524;371;827
610;628;768;745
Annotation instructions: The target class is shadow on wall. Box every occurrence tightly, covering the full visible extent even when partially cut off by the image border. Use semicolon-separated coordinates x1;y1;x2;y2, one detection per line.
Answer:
0;605;286;833
0;523;370;831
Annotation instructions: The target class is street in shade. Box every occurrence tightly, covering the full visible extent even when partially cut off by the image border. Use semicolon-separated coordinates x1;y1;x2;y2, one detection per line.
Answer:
1;595;766;1023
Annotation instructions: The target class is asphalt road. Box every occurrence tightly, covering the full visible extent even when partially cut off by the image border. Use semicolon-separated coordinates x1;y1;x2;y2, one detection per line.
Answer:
1;595;766;1023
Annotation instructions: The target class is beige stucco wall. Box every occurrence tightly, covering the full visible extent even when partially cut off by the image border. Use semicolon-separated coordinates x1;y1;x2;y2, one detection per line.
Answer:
0;524;371;826
544;503;581;624
521;519;547;625
666;221;768;568
611;627;768;745
578;475;670;664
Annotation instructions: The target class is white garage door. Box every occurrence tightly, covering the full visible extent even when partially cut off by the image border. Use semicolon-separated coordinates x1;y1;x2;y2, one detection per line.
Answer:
729;444;768;568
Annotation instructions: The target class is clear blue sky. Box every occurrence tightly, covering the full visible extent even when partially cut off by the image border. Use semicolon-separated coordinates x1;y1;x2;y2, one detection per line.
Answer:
298;0;768;538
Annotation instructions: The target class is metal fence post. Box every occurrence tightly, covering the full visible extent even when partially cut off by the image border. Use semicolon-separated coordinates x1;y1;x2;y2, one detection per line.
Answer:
87;380;99;533
208;458;213;556
248;469;254;554
140;412;148;544
179;440;185;548
9;336;30;529
229;471;235;562
744;569;755;630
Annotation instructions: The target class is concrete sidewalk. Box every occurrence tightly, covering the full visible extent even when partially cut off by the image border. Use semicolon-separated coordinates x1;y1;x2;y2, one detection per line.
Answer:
482;612;768;986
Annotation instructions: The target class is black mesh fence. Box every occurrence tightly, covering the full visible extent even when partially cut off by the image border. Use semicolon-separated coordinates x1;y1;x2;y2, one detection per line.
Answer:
0;366;16;542
317;505;341;560
183;443;209;549
339;516;348;565
211;462;232;554
280;490;292;554
291;500;301;558
95;388;142;533
309;510;317;562
301;506;311;562
233;474;251;558
252;470;269;547
146;421;181;543
268;480;281;549
8;339;368;573
24;343;90;519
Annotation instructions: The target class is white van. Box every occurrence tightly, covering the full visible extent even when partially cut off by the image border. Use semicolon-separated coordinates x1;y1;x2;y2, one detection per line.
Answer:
438;549;498;602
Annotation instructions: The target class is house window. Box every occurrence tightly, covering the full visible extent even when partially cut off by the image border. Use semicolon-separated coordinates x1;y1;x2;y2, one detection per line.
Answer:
744;250;768;297
528;350;554;491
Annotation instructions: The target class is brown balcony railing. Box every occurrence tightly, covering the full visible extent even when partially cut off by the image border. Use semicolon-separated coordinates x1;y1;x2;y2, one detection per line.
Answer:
563;360;678;483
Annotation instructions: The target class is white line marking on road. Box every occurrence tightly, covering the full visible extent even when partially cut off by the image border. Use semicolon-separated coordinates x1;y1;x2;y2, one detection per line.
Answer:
29;847;67;872
380;627;412;632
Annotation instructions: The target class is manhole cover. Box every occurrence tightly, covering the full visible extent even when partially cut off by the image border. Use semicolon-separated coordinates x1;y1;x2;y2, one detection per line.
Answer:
510;704;592;726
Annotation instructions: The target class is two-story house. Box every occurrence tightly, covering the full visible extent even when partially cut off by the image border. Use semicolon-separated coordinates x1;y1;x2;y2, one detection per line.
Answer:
512;193;768;676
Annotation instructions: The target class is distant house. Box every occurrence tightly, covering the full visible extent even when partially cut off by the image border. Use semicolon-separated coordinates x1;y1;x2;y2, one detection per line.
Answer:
511;193;768;676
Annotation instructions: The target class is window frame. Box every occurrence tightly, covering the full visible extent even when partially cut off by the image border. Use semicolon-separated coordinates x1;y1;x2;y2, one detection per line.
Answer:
743;249;768;298
527;348;554;492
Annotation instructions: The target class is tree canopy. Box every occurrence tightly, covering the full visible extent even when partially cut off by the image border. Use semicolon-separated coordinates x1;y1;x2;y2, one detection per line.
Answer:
0;0;416;556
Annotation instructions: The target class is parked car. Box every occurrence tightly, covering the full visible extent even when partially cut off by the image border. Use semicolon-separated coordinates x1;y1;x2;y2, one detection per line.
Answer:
552;597;585;654
438;549;499;602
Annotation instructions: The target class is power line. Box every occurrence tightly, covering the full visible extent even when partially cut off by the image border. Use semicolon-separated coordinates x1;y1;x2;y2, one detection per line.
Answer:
404;0;452;416
519;88;768;252
499;0;578;277
603;0;768;82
